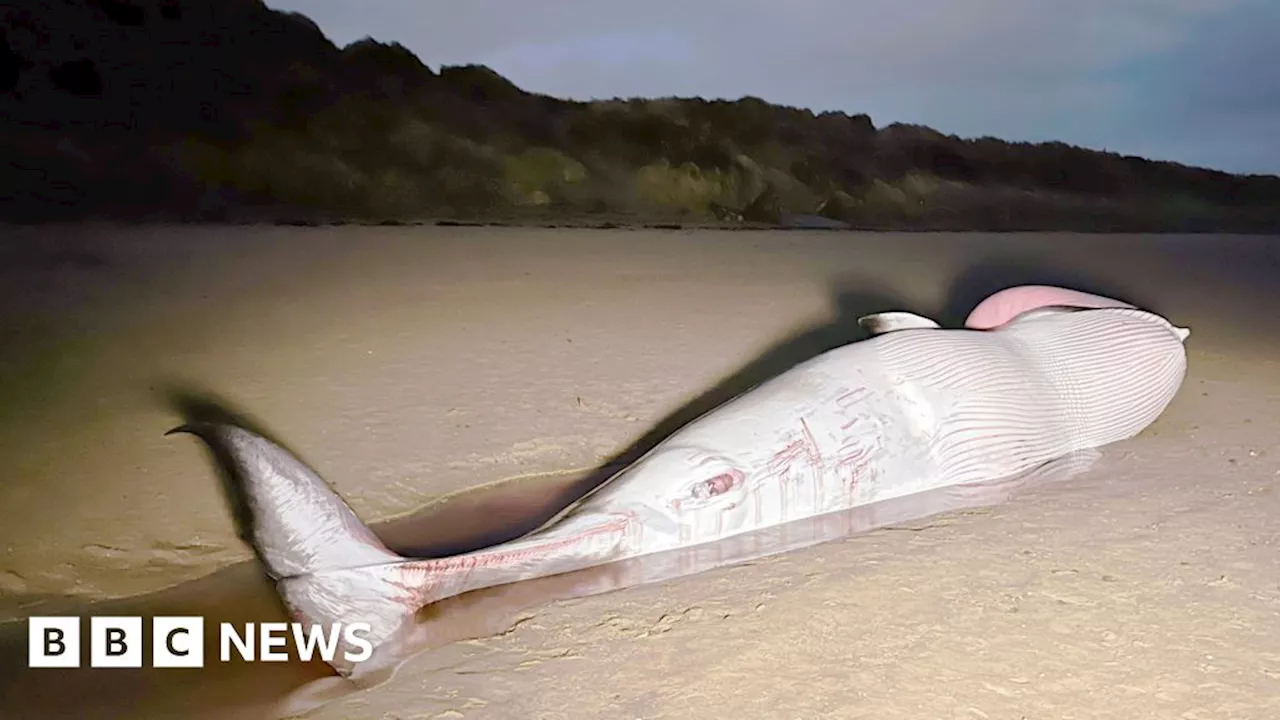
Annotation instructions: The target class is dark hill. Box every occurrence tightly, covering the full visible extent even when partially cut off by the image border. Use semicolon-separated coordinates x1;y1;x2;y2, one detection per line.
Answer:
2;0;1278;231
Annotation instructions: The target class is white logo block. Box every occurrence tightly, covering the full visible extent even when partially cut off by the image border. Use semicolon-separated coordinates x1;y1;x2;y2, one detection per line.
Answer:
153;616;205;668
90;616;143;668
28;617;81;668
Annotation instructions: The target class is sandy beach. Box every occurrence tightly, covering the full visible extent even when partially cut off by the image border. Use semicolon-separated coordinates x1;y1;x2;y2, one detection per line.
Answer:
0;225;1278;719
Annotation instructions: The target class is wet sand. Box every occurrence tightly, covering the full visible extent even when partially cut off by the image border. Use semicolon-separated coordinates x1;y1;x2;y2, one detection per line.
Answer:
0;456;1096;720
1;226;1278;718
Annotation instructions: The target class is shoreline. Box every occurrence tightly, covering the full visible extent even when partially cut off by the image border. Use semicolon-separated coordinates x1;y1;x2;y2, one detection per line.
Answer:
5;216;1280;235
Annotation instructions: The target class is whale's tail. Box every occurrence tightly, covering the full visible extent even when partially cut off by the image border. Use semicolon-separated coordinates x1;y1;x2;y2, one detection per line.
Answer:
170;423;427;677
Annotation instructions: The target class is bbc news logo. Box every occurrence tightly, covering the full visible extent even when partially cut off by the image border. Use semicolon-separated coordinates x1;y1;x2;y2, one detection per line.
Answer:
28;616;373;668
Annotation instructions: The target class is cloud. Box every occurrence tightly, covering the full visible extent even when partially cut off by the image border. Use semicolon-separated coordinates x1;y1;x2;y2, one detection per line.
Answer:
1094;0;1280;173
265;0;1277;174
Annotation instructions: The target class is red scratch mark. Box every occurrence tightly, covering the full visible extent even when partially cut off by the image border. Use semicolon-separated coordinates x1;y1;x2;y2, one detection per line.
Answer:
409;514;632;581
834;388;870;430
764;420;830;518
835;441;874;496
799;418;825;473
835;388;869;409
835;443;871;474
768;421;825;479
770;436;808;467
767;437;807;481
799;417;827;505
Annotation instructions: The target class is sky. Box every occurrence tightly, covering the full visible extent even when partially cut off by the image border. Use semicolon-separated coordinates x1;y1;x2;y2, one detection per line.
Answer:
265;0;1279;176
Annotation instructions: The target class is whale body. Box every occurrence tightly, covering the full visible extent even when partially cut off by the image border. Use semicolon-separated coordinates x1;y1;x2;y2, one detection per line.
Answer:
174;287;1190;678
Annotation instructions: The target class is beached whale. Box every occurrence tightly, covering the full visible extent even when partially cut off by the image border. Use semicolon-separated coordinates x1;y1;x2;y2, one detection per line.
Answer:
172;286;1190;678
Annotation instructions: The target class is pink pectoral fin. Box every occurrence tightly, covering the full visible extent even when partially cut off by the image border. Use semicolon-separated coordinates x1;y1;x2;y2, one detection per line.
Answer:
964;285;1134;330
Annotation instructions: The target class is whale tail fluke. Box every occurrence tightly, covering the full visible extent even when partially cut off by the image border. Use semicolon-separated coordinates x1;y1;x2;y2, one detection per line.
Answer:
170;423;426;676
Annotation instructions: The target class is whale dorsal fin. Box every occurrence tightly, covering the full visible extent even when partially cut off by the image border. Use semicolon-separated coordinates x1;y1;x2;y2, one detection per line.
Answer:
858;311;942;336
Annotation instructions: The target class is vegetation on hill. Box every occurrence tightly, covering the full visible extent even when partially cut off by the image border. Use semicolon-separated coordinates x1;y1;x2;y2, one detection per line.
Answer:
2;0;1278;231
